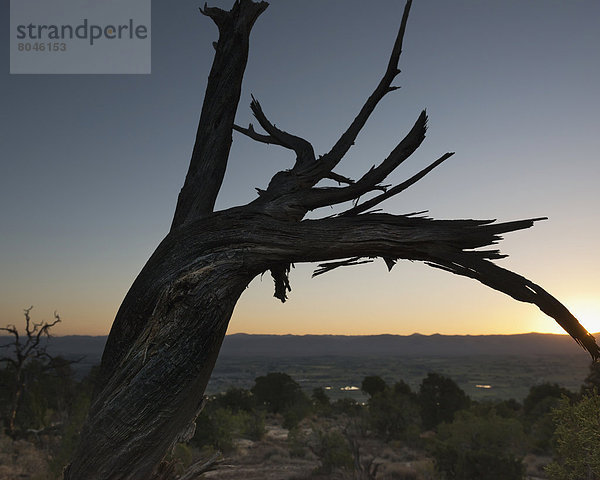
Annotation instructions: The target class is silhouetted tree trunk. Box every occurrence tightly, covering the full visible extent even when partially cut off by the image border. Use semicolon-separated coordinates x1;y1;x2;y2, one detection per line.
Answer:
64;1;599;478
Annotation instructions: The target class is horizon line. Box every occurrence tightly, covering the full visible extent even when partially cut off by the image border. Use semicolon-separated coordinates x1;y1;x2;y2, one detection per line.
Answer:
2;331;588;338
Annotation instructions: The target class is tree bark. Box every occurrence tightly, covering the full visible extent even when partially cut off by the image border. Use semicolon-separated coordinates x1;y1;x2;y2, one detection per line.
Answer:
65;1;599;478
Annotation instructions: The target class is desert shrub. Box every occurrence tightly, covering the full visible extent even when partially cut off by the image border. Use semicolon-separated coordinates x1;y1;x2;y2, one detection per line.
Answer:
172;442;194;467
580;361;600;396
252;372;312;428
193;407;236;451
287;426;309;458
431;408;526;480
313;430;354;474
252;372;304;413
523;383;573;453
242;410;266;440
331;397;362;417
494;398;522;418
368;389;420;442
48;388;92;477
192;404;264;451
214;387;255;413
312;387;332;415
282;395;312;429
545;391;600;480
418;373;469;430
524;383;573;417
2;357;79;433
361;375;387;397
393;380;413;396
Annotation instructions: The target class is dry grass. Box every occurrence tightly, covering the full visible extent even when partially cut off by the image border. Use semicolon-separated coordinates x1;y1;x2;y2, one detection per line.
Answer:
0;433;50;480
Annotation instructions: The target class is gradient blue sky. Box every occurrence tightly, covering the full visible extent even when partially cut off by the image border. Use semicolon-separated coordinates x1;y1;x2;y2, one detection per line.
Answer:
1;0;599;336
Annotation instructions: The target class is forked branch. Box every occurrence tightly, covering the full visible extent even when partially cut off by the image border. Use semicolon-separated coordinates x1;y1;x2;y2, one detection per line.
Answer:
313;0;414;179
301;110;429;211
341;152;455;216
248;96;316;167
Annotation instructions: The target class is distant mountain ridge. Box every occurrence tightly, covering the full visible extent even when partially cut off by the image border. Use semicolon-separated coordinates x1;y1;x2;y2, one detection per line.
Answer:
219;332;589;357
0;332;590;362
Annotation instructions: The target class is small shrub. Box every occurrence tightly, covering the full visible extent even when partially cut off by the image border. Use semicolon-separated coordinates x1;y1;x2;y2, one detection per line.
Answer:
361;375;387;397
368;389;420;442
287;426;309;458
419;373;470;431
314;430;354;474
545;392;600;480
331;397;362;417
431;408;526;480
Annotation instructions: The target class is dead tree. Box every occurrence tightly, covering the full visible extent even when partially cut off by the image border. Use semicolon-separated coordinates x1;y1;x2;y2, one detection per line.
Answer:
0;307;62;435
64;1;599;478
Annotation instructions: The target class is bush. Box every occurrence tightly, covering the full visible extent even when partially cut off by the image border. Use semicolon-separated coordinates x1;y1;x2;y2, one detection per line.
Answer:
214;387;255;413
312;387;332;415
282;395;312;429
368;389;420;442
361;375;387;397
523;383;573;453
252;372;306;414
192;404;265;451
432;408;526;480
524;383;572;417
545;391;600;479
331;397;362;417
287;426;309;458
314;430;354;474
419;373;469;430
580;361;600;396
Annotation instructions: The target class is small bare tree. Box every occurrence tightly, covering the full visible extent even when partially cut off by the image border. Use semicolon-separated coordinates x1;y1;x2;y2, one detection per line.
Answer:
64;1;599;478
0;307;62;435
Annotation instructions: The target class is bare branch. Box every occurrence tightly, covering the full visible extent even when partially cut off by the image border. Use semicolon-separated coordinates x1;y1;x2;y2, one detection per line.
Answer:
24;306;33;337
342;151;454;216
0;324;19;339
425;255;599;359
313;0;414;179
313;257;374;277
326;172;355;185
200;0;268;31
170;0;269;230
222;212;598;359
233;123;281;146
198;3;229;29
20;311;59;359
249;96;316;167
302;110;428;210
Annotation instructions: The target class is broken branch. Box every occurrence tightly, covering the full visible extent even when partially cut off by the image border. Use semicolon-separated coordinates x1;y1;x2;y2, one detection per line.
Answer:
342;151;454;216
313;0;414;179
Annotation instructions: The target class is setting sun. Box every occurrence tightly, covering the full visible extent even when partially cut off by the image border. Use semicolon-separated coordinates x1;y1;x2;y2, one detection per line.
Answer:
531;297;600;335
568;298;600;334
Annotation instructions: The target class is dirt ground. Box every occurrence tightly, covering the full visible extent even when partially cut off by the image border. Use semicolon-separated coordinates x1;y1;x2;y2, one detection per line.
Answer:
0;418;552;480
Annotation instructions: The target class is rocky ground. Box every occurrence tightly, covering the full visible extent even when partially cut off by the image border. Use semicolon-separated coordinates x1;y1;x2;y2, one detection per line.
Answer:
201;416;551;480
0;417;552;480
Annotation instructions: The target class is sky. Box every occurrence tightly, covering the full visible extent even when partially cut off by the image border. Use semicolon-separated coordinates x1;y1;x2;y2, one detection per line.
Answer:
1;0;599;337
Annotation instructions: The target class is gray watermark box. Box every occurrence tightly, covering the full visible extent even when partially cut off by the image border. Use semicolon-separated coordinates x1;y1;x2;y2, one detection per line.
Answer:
10;0;151;74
